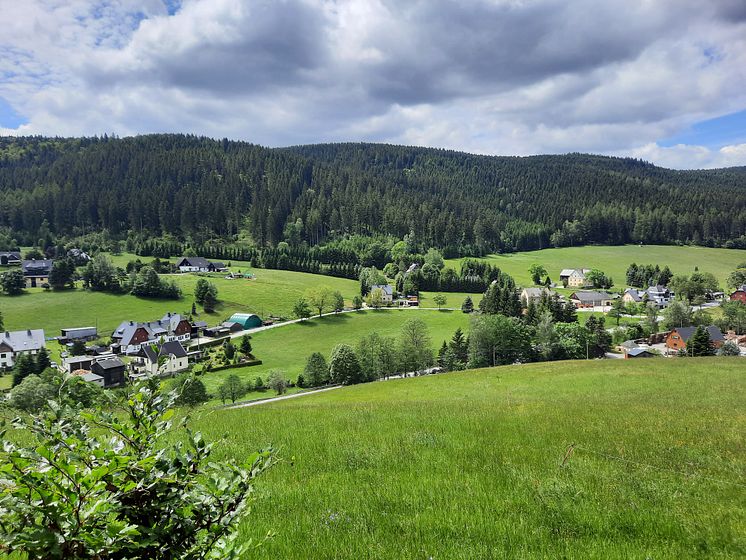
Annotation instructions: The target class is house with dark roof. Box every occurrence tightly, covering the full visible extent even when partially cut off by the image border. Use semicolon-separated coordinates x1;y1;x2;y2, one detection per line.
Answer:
569;290;615;308
90;357;126;388
0;329;46;368
176;257;227;273
141;340;189;376
0;251;21;266
665;325;725;353
520;287;554;304
624;347;657;359
203;321;243;338
112;312;192;354
22;259;54;288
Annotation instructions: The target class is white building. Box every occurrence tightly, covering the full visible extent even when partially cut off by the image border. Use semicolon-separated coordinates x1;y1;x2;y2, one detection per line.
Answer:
0;329;46;368
140;341;189;377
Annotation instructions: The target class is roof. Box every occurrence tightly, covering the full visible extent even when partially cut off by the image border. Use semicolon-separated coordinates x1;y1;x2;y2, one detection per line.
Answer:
620;340;640;349
671;325;725;343
94;357;125;370
211;261;226;268
627;348;655;357
0;329;46;352
371;284;393;295
624;288;642;302
21;259;53;275
521;287;548;297
80;372;104;383
0;251;21;259
193;320;208;328
571;291;612;302
113;313;187;346
177;256;211;268
61;326;97;337
143;340;188;364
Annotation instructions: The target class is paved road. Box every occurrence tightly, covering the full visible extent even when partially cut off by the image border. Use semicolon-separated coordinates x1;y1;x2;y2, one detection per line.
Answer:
225;385;343;409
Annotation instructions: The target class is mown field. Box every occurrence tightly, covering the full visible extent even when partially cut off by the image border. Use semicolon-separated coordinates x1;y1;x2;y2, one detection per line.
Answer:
200;309;471;395
194;358;746;559
446;244;746;288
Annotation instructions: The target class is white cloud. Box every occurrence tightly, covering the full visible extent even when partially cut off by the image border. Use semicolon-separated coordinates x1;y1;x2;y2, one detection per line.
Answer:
0;0;745;168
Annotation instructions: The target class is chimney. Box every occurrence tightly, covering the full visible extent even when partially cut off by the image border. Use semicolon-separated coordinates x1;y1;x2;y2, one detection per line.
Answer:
129;321;133;326
27;329;31;336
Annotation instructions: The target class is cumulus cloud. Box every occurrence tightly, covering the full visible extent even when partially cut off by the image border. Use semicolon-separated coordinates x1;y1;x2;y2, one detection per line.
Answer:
0;0;745;168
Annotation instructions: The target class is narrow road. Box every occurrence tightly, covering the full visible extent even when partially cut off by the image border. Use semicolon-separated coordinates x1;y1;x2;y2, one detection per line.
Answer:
225;385;343;409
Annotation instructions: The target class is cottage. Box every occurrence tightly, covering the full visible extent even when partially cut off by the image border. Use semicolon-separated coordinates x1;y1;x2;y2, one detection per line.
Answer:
559;268;591;288
141;341;189;377
622;288;644;304
0;329;46;369
21;259;53;288
90;357;126;388
730;285;746;303
569;290;615;308
0;251;21;266
520;287;553;304
370;284;393;304
112;312;192;354
176;257;226;273
665;325;725;352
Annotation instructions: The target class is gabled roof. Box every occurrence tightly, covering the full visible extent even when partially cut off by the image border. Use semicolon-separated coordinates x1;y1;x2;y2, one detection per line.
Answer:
177;256;211;268
624;288;643;302
0;329;46;352
0;251;21;260
81;372;104;383
21;259;53;275
371;284;393;295
671;325;725;343
627;348;655;357
521;287;547;297
113;313;186;346
143;340;188;364
211;261;226;269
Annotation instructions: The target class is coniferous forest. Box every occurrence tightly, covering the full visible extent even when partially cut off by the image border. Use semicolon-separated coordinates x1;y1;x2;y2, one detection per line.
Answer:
1;134;745;255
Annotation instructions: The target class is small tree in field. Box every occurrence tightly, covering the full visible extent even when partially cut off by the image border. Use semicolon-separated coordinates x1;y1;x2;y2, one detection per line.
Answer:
0;380;274;559
267;369;288;395
293;297;311;320
461;296;474;314
432;294;447;309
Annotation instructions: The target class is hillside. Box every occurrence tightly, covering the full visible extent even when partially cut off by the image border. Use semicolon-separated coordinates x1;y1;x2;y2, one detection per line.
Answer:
197;358;745;559
1;135;746;254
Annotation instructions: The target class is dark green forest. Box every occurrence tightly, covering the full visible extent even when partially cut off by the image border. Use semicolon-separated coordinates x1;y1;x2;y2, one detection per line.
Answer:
1;134;745;255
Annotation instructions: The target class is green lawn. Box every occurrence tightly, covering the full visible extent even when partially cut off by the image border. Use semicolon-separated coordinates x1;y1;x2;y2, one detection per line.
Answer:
193;358;745;559
199;309;471;395
446;244;746;288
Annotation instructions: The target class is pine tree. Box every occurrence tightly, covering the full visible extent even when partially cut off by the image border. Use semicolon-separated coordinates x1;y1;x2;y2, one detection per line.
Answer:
687;326;714;357
461;296;474;313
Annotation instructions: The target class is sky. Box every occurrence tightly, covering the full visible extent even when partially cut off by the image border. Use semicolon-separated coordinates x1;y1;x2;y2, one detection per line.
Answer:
1;0;746;169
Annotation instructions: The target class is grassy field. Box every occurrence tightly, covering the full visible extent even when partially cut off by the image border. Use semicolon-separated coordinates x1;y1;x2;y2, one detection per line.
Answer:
200;309;471;395
446;244;746;288
193;358;745;559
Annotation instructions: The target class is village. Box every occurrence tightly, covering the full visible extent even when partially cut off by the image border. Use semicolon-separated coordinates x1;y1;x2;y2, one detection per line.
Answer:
1;252;745;395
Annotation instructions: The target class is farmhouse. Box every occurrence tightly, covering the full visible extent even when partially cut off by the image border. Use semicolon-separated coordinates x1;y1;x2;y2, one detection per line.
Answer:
569;290;615;308
0;329;46;368
371;284;393;303
90;357;127;388
520;287;553;304
559;268;591;288
176;257;227;273
665;326;725;352
21;259;53;288
730;285;746;303
112;312;192;354
140;340;189;376
0;251;21;266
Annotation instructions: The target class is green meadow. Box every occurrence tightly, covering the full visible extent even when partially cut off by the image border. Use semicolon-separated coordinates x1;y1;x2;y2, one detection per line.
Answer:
200;309;471;394
446;244;746;288
193;358;745;559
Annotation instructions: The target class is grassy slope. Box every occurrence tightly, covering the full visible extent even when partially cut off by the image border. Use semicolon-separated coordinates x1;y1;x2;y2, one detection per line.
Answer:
200;309;471;393
446;244;746;288
195;358;745;559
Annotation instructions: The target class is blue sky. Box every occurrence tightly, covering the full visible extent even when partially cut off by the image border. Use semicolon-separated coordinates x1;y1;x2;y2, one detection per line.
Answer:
660;109;746;149
1;0;745;169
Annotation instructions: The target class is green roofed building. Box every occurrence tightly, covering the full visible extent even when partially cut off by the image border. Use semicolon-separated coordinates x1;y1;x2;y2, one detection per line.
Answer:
226;313;262;329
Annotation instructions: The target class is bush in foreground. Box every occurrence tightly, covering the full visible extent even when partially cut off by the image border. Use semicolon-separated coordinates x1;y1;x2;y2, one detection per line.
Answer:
0;379;274;559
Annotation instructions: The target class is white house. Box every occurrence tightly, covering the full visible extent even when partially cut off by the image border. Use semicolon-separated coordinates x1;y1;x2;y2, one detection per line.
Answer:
0;329;46;369
141;341;189;377
175;257;226;273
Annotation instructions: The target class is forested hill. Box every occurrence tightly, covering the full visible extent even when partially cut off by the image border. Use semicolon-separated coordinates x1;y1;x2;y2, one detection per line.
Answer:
1;134;745;254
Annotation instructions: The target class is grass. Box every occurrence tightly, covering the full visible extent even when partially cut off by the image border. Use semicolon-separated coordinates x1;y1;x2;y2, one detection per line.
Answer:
192;358;746;559
199;309;471;395
446;244;746;288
